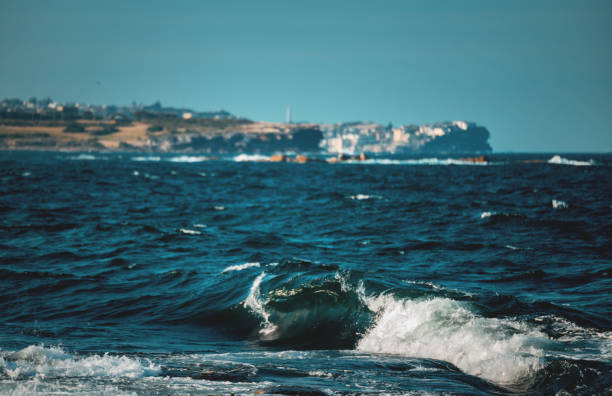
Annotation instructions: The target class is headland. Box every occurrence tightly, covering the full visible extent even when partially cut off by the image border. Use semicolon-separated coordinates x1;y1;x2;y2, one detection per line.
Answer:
1;98;492;155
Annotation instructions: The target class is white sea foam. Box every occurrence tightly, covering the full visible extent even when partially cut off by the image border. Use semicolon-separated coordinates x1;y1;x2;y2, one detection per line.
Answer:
308;370;333;378
349;194;382;200
233;154;269;162
552;199;568;209
70;154;97;160
534;315;612;361
169;155;210;163
0;345;159;381
222;262;261;273
179;228;201;235
548;155;594;166
214;205;225;211
131;156;161;162
0;380;135;396
243;272;278;337
352;158;489;166
357;295;548;385
480;211;494;219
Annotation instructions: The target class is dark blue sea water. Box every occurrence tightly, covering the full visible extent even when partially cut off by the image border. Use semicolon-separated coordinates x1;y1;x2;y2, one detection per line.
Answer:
0;152;611;395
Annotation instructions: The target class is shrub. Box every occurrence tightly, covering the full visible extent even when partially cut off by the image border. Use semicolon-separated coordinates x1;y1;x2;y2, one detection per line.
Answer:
64;123;86;133
91;125;119;136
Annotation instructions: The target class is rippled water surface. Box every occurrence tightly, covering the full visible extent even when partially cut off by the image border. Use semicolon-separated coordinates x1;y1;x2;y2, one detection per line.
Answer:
1;152;611;395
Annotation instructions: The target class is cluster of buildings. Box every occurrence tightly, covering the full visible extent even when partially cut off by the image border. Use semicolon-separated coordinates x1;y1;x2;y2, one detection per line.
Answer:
319;121;484;154
0;98;234;122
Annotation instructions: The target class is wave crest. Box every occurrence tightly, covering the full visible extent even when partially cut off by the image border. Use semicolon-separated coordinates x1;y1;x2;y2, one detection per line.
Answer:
243;270;371;348
548;155;594;166
357;295;547;385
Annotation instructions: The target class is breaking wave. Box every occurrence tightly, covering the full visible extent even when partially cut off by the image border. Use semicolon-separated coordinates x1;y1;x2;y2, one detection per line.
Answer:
0;345;159;380
234;264;611;389
548;155;594;166
241;269;370;348
356;295;546;385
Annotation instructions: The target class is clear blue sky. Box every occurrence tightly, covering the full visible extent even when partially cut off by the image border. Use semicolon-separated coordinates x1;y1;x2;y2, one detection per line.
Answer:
1;0;611;152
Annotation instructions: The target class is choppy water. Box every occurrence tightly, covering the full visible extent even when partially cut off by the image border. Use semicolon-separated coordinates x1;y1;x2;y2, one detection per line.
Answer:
0;152;611;395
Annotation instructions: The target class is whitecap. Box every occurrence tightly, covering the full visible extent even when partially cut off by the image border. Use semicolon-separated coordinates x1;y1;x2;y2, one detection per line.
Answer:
233;154;269;162
21;172;31;177
548;155;594;166
131;156;161;162
213;205;225;211
179;228;201;235
69;154;97;160
222;262;261;273
480;211;494;219
552;199;568;209
169;155;210;163
357;295;548;385
349;194;382;200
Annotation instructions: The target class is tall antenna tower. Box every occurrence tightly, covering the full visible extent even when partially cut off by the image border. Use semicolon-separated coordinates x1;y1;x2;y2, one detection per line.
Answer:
286;107;291;124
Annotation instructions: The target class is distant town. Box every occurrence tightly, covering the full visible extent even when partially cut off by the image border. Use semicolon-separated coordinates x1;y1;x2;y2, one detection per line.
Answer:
0;97;492;155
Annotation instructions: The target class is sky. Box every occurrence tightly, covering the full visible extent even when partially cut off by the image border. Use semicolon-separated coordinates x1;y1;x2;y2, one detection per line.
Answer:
1;0;611;152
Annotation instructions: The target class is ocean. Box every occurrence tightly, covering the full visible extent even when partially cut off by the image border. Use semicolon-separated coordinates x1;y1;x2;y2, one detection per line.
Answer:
0;152;610;395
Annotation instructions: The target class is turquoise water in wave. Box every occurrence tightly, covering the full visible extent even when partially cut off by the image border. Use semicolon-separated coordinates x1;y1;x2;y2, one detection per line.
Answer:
0;152;610;395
